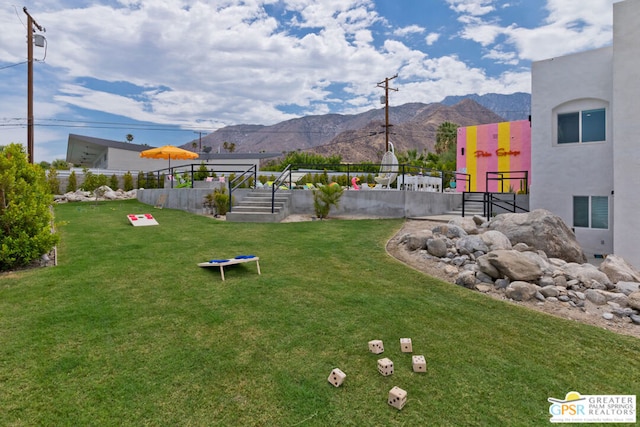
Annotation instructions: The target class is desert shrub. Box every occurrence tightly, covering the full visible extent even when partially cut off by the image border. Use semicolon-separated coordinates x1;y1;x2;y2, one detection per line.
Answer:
297;173;313;185
335;174;348;187
81;168;98;191
66;171;77;192
123;171;134;191
209;187;233;216
0;144;59;271
314;171;329;185
96;174;108;189
203;192;216;215
146;172;158;189
195;162;209;181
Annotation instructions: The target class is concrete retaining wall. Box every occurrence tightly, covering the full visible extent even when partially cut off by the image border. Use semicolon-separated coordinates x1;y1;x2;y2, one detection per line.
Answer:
137;188;463;218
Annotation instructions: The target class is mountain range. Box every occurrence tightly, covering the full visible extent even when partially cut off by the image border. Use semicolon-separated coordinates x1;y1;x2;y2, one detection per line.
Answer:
187;92;531;163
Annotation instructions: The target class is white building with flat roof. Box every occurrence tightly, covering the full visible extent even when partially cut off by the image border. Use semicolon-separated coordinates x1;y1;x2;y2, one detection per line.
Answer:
530;0;640;267
66;133;279;172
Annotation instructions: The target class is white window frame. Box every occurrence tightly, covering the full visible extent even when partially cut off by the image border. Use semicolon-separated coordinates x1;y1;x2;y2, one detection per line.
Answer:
573;195;609;230
553;99;609;146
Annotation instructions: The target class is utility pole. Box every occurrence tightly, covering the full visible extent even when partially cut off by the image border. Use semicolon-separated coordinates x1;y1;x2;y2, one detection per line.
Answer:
377;74;398;152
194;131;203;152
24;7;45;164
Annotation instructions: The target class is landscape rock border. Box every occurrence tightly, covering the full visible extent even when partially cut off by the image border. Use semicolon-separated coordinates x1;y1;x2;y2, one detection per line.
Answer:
54;186;138;203
387;210;640;339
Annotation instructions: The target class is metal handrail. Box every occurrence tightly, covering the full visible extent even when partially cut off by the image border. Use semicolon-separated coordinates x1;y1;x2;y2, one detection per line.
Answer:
228;165;258;213
271;164;293;213
461;191;529;220
461;192;486;218
144;163;256;189
486;170;529;194
485;192;529;218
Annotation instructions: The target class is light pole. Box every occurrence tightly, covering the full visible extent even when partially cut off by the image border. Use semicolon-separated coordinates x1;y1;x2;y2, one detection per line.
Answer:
23;7;45;164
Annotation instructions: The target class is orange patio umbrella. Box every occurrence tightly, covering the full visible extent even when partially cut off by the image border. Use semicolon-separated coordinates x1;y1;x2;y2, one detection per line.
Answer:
140;145;199;169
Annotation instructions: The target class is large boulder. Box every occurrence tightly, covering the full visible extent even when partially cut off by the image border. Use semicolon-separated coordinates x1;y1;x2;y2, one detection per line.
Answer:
519;251;553;276
480;230;512;252
616;281;640;296
488;209;586;263
584;289;607;305
628;292;640;310
455;235;488;255
599;255;640;284
476;255;501;279
448;217;479;235
481;250;543;282
455;270;477;289
432;224;467;239
561;263;612;289
404;230;433;251
505;281;539;301
426;238;448;258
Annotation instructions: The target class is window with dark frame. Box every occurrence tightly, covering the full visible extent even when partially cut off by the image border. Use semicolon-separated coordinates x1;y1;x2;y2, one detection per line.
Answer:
573;195;608;229
558;108;605;144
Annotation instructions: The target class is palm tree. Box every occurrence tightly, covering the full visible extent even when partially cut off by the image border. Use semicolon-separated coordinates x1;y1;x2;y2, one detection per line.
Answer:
125;134;134;143
435;121;459;154
223;141;236;153
397;148;428;167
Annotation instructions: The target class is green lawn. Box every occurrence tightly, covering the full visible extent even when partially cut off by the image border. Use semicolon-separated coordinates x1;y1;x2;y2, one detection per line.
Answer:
1;200;638;426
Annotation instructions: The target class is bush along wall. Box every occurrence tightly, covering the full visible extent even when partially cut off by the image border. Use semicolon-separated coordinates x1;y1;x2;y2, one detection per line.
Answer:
0;144;59;271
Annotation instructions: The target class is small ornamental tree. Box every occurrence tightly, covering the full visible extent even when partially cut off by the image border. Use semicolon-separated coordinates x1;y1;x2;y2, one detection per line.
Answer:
96;174;108;189
0;143;59;271
47;168;60;195
312;183;344;219
195;162;209;181
66;170;77;192
123;171;134;191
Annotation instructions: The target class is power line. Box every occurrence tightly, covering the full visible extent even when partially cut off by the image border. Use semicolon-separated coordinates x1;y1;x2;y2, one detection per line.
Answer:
0;61;27;70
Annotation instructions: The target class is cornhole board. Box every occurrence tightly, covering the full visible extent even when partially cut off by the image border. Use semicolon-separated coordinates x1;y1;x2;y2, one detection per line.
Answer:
198;256;260;281
127;213;159;226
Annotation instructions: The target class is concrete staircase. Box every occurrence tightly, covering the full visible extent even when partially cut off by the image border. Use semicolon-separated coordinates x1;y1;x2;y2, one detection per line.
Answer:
225;189;292;223
445;192;487;218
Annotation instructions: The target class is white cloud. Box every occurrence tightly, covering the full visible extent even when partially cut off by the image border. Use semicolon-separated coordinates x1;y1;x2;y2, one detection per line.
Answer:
451;0;613;63
425;32;440;46
459;18;506;46
446;0;495;16
483;48;518;65
0;0;618;161
393;25;425;37
503;1;613;61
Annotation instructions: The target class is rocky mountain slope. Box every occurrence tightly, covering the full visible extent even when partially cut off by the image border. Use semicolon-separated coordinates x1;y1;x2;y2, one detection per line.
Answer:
189;93;530;163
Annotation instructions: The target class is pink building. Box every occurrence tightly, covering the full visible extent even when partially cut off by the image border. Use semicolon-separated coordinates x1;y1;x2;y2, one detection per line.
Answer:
456;120;531;193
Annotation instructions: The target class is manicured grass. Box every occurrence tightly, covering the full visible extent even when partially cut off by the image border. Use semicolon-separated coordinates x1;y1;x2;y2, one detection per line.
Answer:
1;199;638;426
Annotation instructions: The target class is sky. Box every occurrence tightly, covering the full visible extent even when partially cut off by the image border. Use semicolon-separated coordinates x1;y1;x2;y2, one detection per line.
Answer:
0;0;617;163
